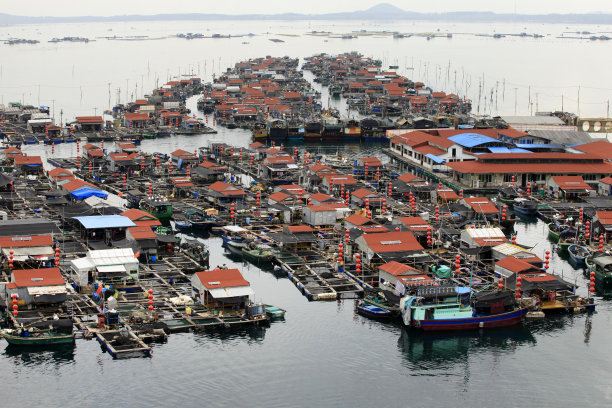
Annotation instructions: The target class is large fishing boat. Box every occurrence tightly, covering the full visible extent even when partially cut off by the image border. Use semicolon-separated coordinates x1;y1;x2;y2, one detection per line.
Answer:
139;198;173;220
400;287;527;331
268;119;288;142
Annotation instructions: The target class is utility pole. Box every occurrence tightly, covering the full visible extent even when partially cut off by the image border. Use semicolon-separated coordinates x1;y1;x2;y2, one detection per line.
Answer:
514;88;518;115
577;86;581;117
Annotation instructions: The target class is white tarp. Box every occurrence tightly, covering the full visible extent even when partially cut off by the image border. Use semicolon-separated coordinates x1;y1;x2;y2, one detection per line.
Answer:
27;285;67;295
208;286;254;299
96;265;126;273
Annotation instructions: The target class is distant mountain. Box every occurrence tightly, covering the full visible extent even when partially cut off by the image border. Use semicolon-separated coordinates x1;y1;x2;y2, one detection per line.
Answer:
0;3;611;25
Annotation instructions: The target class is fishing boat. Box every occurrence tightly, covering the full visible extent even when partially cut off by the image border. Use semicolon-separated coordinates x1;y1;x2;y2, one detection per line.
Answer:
264;304;286;319
0;329;75;346
304;120;322;142
342;119;361;142
268;119;288;142
321;116;343;142
497;187;519;205
139;198;173;220
287;122;304;142
557;226;579;252
241;244;275;264
518;271;594;313
568;244;590;265
357;303;393;320
400;287;528;331
587;254;612;290
178;233;210;267
251;122;268;142
184;209;212;231
512;197;538;216
362;288;401;315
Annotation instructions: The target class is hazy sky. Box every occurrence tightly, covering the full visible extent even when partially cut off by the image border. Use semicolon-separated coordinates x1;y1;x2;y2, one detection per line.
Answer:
3;0;612;16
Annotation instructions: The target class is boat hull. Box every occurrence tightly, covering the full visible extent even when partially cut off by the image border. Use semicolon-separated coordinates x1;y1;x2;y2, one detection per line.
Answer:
0;330;75;346
357;304;392;320
414;308;528;331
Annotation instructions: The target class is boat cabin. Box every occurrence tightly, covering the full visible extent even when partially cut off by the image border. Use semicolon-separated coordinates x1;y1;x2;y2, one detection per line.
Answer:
139;198;173;220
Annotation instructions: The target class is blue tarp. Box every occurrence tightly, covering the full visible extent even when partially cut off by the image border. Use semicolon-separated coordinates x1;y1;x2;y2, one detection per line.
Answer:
455;287;473;294
516;143;564;149
74;215;135;229
448;133;499;148
488;146;511;153
425;153;445;164
71;188;108;200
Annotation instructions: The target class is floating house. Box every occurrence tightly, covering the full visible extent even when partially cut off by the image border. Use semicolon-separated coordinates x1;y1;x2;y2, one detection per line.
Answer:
355;231;424;264
69;248;139;288
73;215;136;247
6;267;67;305
191;268;254;309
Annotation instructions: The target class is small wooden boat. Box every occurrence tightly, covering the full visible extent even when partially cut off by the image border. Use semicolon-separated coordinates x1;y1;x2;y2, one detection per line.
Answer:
568;244;590;265
242;245;275;264
264;304;286;319
0;329;75;346
547;222;561;243
357;303;393;320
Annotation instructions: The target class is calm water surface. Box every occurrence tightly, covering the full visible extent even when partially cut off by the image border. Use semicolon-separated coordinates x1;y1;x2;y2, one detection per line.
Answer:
0;226;611;407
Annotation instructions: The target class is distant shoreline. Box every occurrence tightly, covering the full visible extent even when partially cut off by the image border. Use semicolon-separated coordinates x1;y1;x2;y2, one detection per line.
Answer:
1;10;611;26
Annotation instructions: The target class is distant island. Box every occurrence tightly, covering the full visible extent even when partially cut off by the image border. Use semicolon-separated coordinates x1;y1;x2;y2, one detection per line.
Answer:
1;3;611;25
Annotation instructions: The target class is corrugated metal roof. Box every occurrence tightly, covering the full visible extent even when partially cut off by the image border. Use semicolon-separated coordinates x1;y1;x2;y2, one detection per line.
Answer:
528;130;594;144
466;227;505;238
74;215;135;229
502;116;565;125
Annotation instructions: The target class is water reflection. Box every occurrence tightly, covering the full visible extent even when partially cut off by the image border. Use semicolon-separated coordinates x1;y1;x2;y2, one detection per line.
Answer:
397;325;536;370
2;343;75;367
192;326;267;345
524;313;576;336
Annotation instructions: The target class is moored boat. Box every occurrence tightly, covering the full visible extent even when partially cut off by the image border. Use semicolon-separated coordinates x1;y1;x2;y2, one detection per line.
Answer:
264;304;286;319
588;254;612;290
0;329;75;346
140;198;173;220
568;244;590;265
304;120;322;142
362;288;401;315
357;303;393;320
512;197;538;216
268;119;288;142
400;287;528;331
241;244;275;264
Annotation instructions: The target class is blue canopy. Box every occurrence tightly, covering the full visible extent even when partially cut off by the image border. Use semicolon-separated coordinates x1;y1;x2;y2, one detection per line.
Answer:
71;188;108;200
